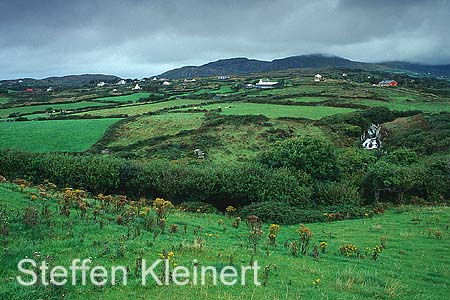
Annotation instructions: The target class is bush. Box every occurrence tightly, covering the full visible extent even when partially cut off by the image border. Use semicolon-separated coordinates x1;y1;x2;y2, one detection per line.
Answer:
240;202;376;224
258;137;339;180
0;150;313;209
312;181;361;206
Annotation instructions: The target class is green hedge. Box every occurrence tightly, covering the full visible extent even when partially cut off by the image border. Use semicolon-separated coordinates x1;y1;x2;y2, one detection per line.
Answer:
0;149;312;209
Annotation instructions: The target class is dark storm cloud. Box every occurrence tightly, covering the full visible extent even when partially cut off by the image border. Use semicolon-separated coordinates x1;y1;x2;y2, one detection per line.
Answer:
0;0;449;79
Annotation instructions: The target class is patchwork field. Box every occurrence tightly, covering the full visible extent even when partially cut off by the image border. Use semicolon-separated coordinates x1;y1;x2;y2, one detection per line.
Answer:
0;101;109;118
74;99;211;117
0;182;448;300
176;102;356;119
0;119;120;152
93;92;151;103
110;113;205;147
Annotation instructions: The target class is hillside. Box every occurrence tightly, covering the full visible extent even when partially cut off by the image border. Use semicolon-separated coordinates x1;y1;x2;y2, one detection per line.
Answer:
0;74;121;88
0;181;449;300
159;54;450;79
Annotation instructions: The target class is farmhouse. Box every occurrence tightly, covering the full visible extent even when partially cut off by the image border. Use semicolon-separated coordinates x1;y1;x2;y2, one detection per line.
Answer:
255;78;279;89
46;87;53;92
25;88;33;92
377;80;398;87
97;82;106;87
162;81;171;86
133;84;142;90
117;79;126;85
217;76;230;80
314;74;323;82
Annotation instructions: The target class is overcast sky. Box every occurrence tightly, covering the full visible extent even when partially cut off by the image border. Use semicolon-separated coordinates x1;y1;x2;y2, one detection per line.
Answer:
1;0;449;79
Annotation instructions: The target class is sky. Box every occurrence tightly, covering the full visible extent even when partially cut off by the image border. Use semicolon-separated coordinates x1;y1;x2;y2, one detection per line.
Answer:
0;0;449;80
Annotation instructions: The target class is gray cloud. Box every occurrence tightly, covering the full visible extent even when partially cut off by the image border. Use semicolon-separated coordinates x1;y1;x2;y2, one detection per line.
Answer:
0;0;449;79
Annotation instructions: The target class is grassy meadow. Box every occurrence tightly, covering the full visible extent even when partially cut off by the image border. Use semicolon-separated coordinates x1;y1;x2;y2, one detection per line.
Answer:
0;101;109;118
74;99;210;117
176;102;356;120
0;119;120;152
93;92;151;103
0;182;448;300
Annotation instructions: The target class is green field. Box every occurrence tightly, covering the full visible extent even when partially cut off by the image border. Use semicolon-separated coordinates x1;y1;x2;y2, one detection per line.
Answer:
346;98;450;113
111;113;205;146
0;101;109;118
177;102;356;120
0;119;120;152
0;182;448;300
0;97;9;104
93;92;151;103
75;99;210;117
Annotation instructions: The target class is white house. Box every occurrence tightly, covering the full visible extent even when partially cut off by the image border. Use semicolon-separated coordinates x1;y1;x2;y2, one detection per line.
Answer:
152;77;158;81
162;81;171;86
314;74;323;82
46;87;53;92
255;78;279;89
117;79;126;85
133;84;142;90
97;82;106;87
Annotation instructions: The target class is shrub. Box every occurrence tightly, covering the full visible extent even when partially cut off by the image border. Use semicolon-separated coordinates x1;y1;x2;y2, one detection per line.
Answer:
312;181;361;206
258;137;339;180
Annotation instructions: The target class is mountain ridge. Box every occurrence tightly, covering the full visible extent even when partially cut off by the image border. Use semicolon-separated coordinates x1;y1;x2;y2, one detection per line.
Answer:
159;54;450;79
0;74;121;87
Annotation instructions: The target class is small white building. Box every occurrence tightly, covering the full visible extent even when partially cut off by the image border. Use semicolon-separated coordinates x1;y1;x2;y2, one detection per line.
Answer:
112;88;118;93
255;78;279;89
117;79;126;85
184;78;196;83
162;81;171;86
132;84;142;90
314;74;323;82
97;81;106;87
46;87;53;92
152;77;158;81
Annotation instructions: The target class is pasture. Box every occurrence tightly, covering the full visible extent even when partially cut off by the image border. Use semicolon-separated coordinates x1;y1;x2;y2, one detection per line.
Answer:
110;113;205;147
74;99;211;117
177;102;356;120
0;101;109;118
93;92;151;103
0;119;120;152
0;182;448;300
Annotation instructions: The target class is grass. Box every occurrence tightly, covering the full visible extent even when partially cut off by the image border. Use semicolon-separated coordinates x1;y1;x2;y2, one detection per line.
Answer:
107;118;325;163
0;119;120;152
110;113;205;147
347;99;450;113
282;96;330;103
0;182;449;300
0;97;9;104
93;92;151;103
75;99;210;117
0;101;109;118
177;102;356;120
